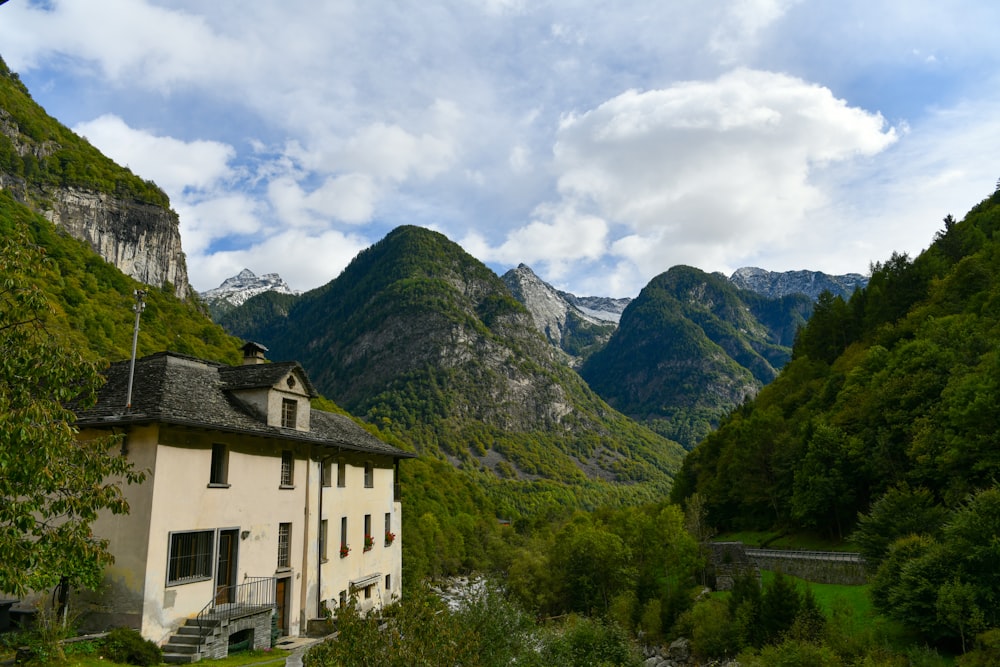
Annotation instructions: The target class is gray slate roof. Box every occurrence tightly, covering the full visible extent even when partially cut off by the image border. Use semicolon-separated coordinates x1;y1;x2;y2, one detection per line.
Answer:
75;352;414;459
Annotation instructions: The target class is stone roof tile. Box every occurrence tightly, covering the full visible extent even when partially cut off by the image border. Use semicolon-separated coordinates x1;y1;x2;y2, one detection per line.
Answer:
75;351;414;459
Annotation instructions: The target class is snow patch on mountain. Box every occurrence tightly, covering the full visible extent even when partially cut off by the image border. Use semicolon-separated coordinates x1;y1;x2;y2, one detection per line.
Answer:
201;268;300;308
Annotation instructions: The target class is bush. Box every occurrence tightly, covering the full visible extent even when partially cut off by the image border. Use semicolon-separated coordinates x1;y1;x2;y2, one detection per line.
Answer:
538;615;640;667
102;627;162;666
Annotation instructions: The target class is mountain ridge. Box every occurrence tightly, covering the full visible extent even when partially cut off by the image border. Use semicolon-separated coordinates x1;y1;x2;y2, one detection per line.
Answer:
0;56;190;299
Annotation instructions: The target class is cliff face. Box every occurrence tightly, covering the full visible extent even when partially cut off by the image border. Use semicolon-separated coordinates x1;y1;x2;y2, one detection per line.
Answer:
44;188;190;298
0;171;189;299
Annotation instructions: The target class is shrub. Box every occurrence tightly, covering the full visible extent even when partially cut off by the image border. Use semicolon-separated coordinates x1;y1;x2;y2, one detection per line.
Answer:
102;627;162;666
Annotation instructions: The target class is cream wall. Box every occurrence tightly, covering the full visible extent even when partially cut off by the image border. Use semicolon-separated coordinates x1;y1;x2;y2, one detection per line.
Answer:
80;425;159;630
138;427;311;642
314;455;403;616
85;424;405;644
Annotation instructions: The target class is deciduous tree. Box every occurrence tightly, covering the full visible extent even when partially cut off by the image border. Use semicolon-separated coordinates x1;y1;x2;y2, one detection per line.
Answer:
0;226;143;596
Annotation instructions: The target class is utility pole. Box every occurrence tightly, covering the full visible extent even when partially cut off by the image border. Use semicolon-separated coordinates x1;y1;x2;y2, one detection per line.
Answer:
125;289;146;413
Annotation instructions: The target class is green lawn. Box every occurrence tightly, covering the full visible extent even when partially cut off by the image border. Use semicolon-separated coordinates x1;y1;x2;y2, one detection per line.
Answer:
28;646;289;667
759;570;871;621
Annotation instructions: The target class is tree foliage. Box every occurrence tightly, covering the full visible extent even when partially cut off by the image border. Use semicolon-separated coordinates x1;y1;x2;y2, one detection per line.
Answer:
673;189;1000;541
0;224;145;596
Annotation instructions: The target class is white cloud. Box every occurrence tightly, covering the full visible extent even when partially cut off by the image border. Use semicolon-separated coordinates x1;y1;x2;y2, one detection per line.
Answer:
176;195;263;257
467;200;609;280
709;0;800;64
539;68;897;279
0;0;246;91
188;228;370;293
72;115;235;194
6;0;1000;299
267;174;379;228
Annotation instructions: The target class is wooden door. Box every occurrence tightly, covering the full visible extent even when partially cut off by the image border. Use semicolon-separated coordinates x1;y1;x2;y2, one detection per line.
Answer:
215;530;238;605
275;577;289;635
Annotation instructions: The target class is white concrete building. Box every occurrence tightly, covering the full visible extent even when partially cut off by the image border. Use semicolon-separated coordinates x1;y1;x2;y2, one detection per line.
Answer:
73;343;415;661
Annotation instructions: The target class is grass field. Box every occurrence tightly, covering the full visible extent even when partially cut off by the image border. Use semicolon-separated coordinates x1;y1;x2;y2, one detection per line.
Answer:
1;645;289;667
760;570;871;624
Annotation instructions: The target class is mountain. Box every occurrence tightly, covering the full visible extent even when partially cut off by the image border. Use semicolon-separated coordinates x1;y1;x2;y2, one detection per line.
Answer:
729;266;867;301
501;264;617;366
0;56;190;299
671;188;1000;539
201;268;300;319
232;225;684;495
580;265;812;449
559;293;632;323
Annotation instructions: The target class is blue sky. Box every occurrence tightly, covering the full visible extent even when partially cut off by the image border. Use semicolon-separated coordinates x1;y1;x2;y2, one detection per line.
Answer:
2;1;999;297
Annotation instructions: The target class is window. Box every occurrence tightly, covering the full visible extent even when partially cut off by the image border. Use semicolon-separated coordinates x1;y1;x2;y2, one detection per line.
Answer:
319;519;328;561
209;444;228;486
384;512;391;535
385;574;391;590
281;398;297;429
321;460;332;487
364;584;372;600
363;514;372;551
339;590;347;608
337;459;346;487
364;461;374;488
167;530;214;584
340;517;348;550
280;450;294;487
277;522;291;569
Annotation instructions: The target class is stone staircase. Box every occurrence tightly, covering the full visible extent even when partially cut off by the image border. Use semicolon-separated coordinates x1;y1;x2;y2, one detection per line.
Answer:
161;618;219;664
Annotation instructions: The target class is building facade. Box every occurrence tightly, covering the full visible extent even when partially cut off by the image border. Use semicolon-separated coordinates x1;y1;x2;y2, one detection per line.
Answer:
73;345;415;654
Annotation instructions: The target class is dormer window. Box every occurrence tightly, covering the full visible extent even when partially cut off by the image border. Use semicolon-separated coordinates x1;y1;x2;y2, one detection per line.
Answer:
281;398;297;429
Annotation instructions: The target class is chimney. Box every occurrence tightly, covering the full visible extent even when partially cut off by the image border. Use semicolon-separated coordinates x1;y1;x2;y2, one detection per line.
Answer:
241;341;269;365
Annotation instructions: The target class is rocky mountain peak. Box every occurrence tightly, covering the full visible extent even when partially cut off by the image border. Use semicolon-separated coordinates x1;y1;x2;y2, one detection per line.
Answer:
501;265;618;366
730;267;867;300
201;269;300;309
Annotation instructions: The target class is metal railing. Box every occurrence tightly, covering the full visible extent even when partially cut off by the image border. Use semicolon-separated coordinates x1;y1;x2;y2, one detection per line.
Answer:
196;576;276;649
744;548;864;564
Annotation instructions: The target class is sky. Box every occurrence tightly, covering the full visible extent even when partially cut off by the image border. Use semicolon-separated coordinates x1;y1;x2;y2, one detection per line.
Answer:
2;1;999;297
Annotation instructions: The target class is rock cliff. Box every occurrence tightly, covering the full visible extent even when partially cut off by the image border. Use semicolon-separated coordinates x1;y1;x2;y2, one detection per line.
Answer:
48;187;189;298
501;264;617;366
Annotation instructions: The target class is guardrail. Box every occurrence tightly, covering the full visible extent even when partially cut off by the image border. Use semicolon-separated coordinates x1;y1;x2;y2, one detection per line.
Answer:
745;548;864;563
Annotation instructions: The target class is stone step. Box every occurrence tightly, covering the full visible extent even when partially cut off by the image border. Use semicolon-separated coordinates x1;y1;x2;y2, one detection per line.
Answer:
162;652;200;664
162;642;200;655
176;625;215;637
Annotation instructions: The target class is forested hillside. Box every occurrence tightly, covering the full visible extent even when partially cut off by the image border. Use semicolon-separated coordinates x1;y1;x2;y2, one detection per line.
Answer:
581;265;811;448
0;191;240;364
671;189;1000;648
227;225;689;579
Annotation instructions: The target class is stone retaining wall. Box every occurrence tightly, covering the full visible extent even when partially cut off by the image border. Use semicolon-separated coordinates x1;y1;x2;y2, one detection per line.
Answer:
746;549;867;585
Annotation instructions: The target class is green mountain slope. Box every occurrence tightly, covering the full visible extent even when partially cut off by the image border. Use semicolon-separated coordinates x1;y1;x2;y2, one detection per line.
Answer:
671;189;1000;537
0;57;167;207
233;225;684;490
580;265;811;449
223;225;689;580
0;191;241;365
229;227;680;489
